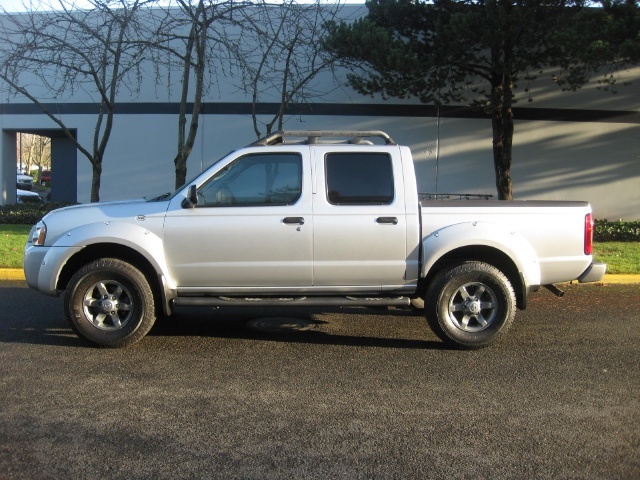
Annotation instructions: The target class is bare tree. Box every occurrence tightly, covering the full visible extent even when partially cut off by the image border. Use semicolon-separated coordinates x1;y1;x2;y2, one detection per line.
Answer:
238;0;343;138
0;0;155;202
149;0;248;189
17;133;52;178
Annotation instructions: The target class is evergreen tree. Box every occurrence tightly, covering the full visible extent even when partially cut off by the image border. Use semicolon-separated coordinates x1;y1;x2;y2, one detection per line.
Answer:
325;0;639;199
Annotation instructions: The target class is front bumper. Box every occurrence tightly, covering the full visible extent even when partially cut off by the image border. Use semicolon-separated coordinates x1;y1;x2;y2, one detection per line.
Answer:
23;244;48;291
577;261;607;283
23;244;83;295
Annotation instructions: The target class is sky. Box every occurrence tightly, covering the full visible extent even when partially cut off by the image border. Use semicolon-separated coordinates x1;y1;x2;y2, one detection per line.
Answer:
2;0;93;11
1;0;361;12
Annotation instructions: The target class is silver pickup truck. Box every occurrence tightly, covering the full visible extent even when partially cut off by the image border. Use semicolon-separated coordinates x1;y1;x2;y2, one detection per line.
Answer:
23;130;606;349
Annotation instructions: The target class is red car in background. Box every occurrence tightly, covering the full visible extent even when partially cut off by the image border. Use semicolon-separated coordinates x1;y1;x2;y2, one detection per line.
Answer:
40;170;51;186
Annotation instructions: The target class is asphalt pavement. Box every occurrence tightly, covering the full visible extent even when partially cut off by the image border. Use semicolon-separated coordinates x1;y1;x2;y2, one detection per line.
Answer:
0;279;638;479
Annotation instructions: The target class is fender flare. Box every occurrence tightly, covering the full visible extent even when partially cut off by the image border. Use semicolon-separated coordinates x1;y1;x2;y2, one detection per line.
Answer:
41;222;176;312
421;221;541;291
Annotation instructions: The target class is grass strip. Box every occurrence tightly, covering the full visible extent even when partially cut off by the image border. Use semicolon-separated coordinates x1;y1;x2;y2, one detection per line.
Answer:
0;224;31;269
592;242;640;275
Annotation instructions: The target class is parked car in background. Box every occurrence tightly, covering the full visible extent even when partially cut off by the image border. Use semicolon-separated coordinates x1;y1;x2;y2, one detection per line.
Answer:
16;169;33;190
17;189;43;203
40;170;51;186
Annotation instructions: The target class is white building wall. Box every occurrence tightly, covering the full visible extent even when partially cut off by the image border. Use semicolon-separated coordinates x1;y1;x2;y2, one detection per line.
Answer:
1;5;639;219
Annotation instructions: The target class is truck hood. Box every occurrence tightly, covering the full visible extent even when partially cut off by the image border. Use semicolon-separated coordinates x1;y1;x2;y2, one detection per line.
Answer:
45;198;146;215
41;198;171;245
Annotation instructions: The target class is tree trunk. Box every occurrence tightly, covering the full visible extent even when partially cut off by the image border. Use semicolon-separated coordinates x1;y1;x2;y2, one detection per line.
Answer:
90;159;102;203
173;13;205;190
490;74;514;201
491;113;514;200
177;58;204;188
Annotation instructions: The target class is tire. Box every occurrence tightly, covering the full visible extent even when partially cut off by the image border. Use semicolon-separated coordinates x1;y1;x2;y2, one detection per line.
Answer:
425;261;515;349
64;258;156;348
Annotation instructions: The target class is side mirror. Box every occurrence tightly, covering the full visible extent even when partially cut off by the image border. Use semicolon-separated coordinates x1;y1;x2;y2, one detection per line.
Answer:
181;184;198;208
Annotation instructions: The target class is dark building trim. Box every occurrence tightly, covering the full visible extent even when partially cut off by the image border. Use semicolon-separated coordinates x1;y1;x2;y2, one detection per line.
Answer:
1;102;639;124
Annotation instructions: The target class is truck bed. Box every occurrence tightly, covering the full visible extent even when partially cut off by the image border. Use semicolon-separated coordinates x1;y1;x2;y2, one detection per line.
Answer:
420;199;593;285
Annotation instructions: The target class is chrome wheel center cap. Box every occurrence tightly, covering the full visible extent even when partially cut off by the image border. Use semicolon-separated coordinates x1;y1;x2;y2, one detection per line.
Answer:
101;300;115;312
466;299;481;315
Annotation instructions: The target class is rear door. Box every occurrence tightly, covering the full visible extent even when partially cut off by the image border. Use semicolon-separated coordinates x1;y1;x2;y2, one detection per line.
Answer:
311;146;409;289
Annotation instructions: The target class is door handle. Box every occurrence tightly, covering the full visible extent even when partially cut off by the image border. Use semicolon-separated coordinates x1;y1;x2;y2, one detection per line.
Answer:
283;217;305;225
376;217;398;225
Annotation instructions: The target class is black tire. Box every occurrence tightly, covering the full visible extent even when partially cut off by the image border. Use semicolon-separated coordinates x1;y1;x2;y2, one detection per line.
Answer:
64;258;156;348
425;261;516;349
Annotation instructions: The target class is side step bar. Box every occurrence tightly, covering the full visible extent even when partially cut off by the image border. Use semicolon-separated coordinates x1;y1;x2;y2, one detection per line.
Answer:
174;296;411;308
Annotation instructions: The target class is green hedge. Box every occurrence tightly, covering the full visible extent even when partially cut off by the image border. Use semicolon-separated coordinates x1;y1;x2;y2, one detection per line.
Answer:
594;220;640;242
1;203;639;242
0;203;76;225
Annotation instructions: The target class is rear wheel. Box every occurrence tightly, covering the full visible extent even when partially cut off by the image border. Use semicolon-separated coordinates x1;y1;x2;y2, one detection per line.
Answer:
64;258;156;347
425;261;515;349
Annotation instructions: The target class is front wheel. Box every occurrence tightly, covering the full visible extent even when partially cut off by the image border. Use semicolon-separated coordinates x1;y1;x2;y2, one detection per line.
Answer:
425;261;516;349
64;258;156;347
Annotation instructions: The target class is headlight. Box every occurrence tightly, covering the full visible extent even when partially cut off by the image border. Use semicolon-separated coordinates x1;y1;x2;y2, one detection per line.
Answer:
31;221;47;246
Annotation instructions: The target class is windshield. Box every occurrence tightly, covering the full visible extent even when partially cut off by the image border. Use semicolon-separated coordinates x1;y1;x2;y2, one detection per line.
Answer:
146;151;235;202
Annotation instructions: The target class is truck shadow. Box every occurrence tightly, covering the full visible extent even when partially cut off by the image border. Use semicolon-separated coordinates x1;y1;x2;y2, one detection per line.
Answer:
0;283;447;350
148;305;447;350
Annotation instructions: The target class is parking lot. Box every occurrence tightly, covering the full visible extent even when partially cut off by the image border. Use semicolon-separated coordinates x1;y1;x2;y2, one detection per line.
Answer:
1;280;638;479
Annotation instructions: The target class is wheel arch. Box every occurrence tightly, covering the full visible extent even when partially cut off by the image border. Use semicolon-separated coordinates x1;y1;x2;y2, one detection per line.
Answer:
419;222;541;310
421;245;528;310
57;243;172;316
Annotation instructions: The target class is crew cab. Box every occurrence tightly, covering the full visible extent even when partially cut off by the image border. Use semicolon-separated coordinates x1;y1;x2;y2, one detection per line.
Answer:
23;130;606;349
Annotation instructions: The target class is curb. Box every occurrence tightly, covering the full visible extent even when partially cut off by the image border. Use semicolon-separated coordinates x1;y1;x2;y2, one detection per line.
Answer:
0;269;27;280
1;268;639;284
594;274;640;284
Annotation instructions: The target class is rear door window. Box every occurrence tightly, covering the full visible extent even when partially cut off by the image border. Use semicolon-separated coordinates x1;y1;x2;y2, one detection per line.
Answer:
325;153;394;205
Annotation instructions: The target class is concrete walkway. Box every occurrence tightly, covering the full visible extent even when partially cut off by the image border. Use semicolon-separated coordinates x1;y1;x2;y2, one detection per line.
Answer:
2;268;638;283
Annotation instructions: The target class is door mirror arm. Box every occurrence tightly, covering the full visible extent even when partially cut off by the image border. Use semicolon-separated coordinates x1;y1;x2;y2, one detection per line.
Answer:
181;185;198;208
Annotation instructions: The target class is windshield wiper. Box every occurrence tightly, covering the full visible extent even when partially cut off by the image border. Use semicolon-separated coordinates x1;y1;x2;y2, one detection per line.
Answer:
148;192;172;202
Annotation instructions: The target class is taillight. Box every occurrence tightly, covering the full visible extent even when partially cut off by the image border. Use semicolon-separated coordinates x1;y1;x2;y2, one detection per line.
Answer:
584;213;594;255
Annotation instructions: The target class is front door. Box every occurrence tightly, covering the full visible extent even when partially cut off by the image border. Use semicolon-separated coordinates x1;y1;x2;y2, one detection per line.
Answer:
163;150;313;290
